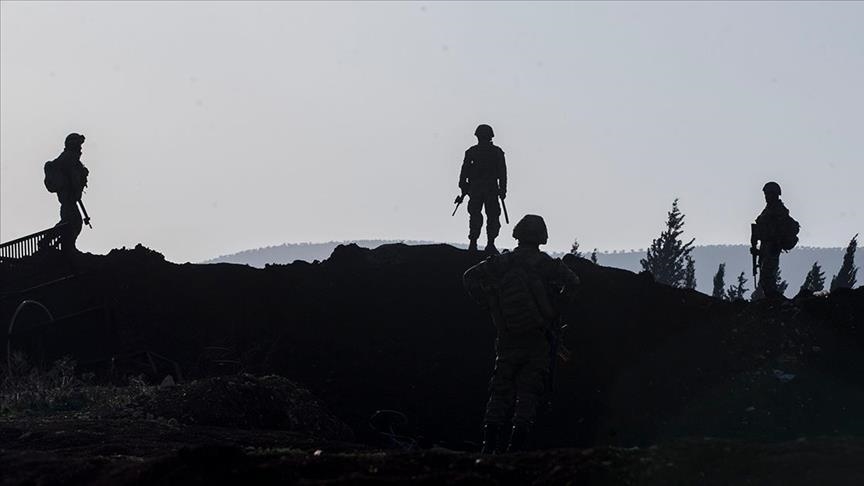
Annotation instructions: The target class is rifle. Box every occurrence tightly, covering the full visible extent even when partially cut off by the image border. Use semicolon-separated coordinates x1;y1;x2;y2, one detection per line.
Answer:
542;318;569;409
78;200;93;229
500;196;509;224
750;223;759;277
451;195;465;216
553;322;571;363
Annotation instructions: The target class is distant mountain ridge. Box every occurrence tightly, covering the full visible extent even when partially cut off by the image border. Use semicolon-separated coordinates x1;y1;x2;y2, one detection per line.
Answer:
205;241;855;296
204;240;456;268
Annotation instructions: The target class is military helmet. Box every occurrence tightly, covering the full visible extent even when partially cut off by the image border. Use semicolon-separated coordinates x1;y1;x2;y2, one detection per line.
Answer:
762;181;781;196
512;214;548;245
474;124;494;139
65;133;86;149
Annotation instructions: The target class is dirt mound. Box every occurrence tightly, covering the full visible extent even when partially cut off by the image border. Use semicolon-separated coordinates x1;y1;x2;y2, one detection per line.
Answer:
2;243;863;449
137;374;352;440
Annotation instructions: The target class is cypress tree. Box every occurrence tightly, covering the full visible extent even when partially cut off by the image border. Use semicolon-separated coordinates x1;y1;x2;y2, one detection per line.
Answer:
640;199;695;287
830;234;859;291
800;262;826;293
683;256;697;290
712;263;726;299
726;272;749;301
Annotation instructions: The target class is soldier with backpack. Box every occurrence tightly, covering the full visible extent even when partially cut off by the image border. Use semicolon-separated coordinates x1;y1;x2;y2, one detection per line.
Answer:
463;214;580;453
456;124;507;253
43;133;90;254
750;181;799;299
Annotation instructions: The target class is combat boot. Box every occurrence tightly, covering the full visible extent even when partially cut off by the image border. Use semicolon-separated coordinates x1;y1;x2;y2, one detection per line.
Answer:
485;238;498;254
468;239;478;252
505;422;531;452
480;423;503;454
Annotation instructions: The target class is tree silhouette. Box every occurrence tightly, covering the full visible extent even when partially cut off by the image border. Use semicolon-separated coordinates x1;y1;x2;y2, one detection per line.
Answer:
683;256;697;290
800;262;826;293
830;234;859;291
712;263;726;299
590;249;598;265
726;272;749;301
569;239;583;258
776;269;788;296
640;199;695;287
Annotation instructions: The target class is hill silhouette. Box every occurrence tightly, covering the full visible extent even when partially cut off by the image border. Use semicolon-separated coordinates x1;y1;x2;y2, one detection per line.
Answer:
3;243;862;451
205;241;854;296
205;239;464;267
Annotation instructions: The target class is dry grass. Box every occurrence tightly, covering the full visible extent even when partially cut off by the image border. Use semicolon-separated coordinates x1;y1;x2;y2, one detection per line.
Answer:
0;352;153;417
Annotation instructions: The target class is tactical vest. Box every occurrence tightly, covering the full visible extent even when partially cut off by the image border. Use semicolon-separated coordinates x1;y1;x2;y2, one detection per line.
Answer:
492;253;556;333
465;144;503;189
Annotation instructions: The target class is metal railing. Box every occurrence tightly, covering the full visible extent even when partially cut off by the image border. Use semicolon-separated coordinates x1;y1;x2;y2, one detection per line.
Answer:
0;224;66;263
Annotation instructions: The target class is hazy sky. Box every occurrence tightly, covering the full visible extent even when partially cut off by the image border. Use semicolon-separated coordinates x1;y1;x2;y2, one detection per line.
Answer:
2;1;862;263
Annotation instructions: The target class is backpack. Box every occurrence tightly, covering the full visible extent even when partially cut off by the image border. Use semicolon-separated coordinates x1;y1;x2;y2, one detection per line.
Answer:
493;255;554;332
43;159;64;193
778;214;800;251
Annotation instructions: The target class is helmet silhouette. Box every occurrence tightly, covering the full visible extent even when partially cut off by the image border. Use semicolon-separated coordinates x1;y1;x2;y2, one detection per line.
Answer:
65;133;85;149
474;124;494;139
762;181;782;196
512;215;548;245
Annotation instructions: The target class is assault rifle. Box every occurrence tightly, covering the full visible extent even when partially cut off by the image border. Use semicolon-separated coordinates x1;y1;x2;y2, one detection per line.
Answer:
750;223;759;277
543;318;570;408
451;194;465;216
78;200;93;229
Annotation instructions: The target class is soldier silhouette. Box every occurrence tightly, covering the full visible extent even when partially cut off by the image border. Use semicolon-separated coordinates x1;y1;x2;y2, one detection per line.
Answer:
43;133;90;254
750;181;799;299
457;124;507;253
463;215;580;453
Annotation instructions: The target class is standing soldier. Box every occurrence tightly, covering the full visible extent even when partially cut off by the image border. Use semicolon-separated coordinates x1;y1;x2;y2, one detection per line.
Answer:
463;215;580;453
43;133;90;254
458;124;507;253
750;181;799;299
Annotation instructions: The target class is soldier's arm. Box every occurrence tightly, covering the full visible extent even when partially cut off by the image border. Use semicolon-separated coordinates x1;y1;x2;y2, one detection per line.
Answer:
557;261;580;301
498;149;507;197
459;150;471;194
80;163;90;189
463;261;490;308
540;256;580;302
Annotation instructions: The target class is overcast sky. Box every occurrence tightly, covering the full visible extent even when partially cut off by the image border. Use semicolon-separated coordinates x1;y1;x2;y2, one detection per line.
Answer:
2;1;861;263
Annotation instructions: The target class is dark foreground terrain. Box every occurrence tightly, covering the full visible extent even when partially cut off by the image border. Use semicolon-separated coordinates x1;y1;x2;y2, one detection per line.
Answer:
2;244;863;484
2;374;863;485
3;417;864;485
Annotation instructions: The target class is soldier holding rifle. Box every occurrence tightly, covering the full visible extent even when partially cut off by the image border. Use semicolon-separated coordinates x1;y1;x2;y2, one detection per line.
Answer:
454;124;508;253
43;133;91;255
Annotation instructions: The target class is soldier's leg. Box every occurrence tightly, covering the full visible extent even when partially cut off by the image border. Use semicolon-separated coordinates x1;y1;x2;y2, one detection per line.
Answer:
482;351;518;454
467;194;484;248
512;342;550;426
484;194;501;250
508;337;551;451
59;201;83;254
760;252;781;298
485;350;518;426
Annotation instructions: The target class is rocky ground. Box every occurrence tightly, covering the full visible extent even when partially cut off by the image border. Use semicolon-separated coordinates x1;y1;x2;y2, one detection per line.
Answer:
3;414;864;485
2;244;863;484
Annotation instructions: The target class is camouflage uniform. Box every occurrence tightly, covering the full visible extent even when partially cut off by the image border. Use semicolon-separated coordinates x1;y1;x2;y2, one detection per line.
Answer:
459;142;506;245
754;198;790;298
464;218;578;451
